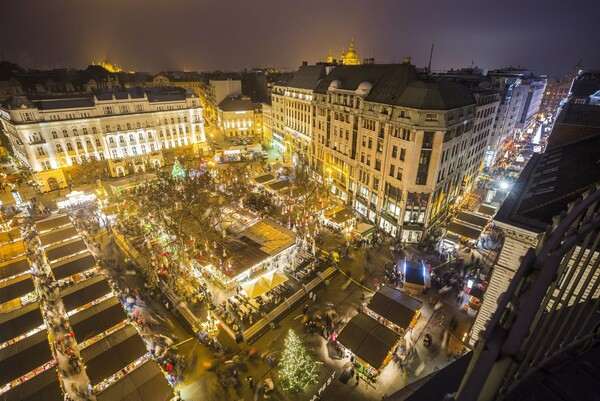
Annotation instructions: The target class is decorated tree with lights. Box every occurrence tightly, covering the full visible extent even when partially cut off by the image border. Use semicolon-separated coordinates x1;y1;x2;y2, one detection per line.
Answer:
171;159;186;180
278;329;319;392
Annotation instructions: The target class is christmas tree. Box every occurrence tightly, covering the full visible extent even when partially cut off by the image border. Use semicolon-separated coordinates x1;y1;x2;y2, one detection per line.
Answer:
172;159;186;180
278;329;319;392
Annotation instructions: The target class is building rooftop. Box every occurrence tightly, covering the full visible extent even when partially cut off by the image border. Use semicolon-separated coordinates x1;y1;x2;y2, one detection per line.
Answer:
218;95;255;112
495;132;600;232
288;65;328;90
313;64;475;109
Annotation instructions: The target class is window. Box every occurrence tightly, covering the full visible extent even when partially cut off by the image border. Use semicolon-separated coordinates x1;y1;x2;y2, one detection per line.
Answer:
119;136;125;144
56;144;63;152
98;152;105;160
105;125;111;132
139;132;144;140
360;153;365;163
400;148;406;161
95;138;101;147
423;132;434;149
136;122;141;129
148;132;153;140
116;124;121;131
73;128;78;136
183;116;188;123
103;106;113;114
52;131;58;139
86;139;92;148
82;127;88;135
129;134;135;142
373;177;380;191
368;138;373;149
425;113;438;122
389;164;396;177
109;137;115;144
392;145;398;158
41;160;51;170
396;168;403;181
66;143;73;151
171;118;175;124
111;150;117;158
92;127;97;134
126;123;131;130
375;159;381;171
76;141;83;150
177;117;181;123
62;129;68;137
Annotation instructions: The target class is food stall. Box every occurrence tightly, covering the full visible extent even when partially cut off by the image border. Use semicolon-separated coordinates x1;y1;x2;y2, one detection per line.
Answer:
365;286;422;335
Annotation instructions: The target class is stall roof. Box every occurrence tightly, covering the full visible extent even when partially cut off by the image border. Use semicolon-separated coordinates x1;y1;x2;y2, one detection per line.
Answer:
1;367;63;401
0;257;30;281
45;238;87;262
39;226;79;247
253;173;276;184
60;276;112;311
81;325;148;385
0;274;34;304
367;286;422;329
1;240;26;260
354;223;376;238
0;330;52;385
447;221;482;240
265;179;291;192
109;173;157;193
0;228;21;245
477;204;497;217
238;219;295;256
456;212;489;229
0;302;43;343
35;214;71;233
51;251;96;280
70;297;126;341
442;233;460;244
324;206;355;225
96;360;173;401
337;312;400;369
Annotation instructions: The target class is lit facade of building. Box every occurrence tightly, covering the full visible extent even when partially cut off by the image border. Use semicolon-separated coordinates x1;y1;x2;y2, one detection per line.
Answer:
310;62;477;241
0;88;206;191
217;96;262;138
204;79;242;124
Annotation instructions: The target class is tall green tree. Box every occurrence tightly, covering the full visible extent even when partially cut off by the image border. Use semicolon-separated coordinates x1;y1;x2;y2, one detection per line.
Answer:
278;329;319;392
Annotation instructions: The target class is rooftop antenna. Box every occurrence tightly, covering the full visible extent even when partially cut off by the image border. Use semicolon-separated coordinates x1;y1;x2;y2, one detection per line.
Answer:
428;44;434;73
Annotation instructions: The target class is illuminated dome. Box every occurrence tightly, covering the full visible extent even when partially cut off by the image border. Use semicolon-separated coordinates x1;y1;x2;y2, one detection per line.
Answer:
342;39;361;65
355;81;372;96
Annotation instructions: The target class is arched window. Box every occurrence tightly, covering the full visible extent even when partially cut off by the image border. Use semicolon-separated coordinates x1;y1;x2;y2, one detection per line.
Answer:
159;130;164;138
105;125;110;132
92;127;97;134
129;134;135;142
82;127;88;135
56;144;63;152
138;132;143;140
126;123;131;130
73;128;78;136
119;136;125;144
86;139;92;148
177;117;181;123
95;138;101;147
163;118;168;125
76;141;83;150
148;132;153;140
62;129;68;137
183;116;187;123
171;118;175;124
52;131;58;139
109;137;115;144
66;143;73;151
116;124;121;131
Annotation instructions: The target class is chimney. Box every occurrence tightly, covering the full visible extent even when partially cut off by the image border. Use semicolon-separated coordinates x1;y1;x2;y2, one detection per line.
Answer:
402;56;412;65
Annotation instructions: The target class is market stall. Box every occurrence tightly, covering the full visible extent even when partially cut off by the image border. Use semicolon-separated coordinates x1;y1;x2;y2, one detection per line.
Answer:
95;359;173;401
366;286;422;334
108;173;158;196
352;222;376;240
322;206;355;232
477;204;497;218
35;214;71;233
446;221;482;242
402;259;427;295
455;211;489;230
336;312;401;381
56;190;97;210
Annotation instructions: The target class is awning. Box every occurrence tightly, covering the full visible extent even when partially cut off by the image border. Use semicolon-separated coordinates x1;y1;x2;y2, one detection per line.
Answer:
367;287;422;329
0;330;52;385
354;223;376;238
60;275;112;311
477;204;497;217
70;297;126;341
242;279;271;299
0;274;34;304
337;312;400;370
0;302;43;343
260;270;289;289
81;325;148;386
447;221;482;240
35;214;71;232
1;368;62;401
456;212;489;229
265;180;291;192
253;173;276;184
96;360;173;401
45;238;87;262
0;257;30;281
51;252;96;280
39;226;79;247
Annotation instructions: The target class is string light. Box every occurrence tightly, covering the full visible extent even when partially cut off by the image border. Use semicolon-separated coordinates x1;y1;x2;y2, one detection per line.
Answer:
278;329;319;392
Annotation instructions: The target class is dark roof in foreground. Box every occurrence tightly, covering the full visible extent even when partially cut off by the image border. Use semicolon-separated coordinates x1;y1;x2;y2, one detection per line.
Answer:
218;95;255;112
1;367;63;401
313;64;475;109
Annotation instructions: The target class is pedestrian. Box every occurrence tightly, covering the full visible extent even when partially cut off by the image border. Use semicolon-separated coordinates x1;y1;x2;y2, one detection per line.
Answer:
247;375;254;389
303;304;309;315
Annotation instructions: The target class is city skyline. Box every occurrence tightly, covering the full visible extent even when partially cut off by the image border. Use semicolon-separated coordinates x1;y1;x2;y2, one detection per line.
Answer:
2;0;599;76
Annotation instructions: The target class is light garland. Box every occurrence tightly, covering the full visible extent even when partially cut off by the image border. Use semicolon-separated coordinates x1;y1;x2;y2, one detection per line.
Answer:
278;329;319;392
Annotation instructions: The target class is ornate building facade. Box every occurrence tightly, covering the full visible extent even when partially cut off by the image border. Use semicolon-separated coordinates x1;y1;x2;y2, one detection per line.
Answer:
0;88;206;191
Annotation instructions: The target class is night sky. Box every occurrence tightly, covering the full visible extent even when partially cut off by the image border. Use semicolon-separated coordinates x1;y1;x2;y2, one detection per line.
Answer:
2;0;599;76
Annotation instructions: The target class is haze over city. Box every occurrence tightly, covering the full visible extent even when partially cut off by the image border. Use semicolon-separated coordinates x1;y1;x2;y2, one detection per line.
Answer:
2;0;600;74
